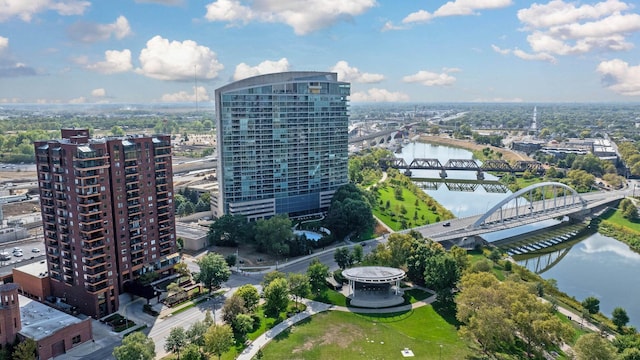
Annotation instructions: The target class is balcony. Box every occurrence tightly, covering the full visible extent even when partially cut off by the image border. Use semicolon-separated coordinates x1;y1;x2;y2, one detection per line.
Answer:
85;275;108;285
82;250;106;261
85;282;109;293
85;265;107;275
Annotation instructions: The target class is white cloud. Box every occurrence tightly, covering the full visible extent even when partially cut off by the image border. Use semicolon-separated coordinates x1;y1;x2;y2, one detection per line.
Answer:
596;59;640;96
517;0;629;29
86;49;133;74
136;36;224;81
0;36;7;52
403;0;512;24
91;88;106;97
233;58;290;81
512;49;556;63
0;97;20;103
68;96;86;104
330;61;384;83
510;0;640;59
491;44;511;55
0;0;90;22
68;16;132;43
160;86;210;102
350;88;410;102
381;21;405;32
205;0;377;35
402;70;457;86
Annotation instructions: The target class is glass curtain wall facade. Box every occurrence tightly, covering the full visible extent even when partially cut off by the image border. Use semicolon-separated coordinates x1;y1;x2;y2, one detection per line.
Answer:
215;72;350;221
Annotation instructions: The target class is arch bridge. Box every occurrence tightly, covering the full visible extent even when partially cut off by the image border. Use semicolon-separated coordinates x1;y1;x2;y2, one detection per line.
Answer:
412;182;612;243
471;182;587;229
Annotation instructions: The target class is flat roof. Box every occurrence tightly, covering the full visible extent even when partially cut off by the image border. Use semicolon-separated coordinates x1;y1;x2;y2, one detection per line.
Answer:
176;223;208;240
342;266;405;283
18;295;84;341
14;260;48;278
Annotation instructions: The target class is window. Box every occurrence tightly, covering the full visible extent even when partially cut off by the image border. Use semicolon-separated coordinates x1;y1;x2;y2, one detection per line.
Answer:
72;335;81;344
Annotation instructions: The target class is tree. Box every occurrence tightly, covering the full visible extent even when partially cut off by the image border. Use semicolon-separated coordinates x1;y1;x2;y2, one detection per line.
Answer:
613;307;630;330
424;253;459;303
620;348;640;360
582;296;600;315
113;331;156;360
234;313;254;338
324;184;374;241
262;270;286;288
450;245;471;272
12;338;37;360
573;333;617;360
181;344;203;360
334;247;353;269
186;320;208;347
253;215;295;256
207;214;252;246
288;273;311;310
204;324;234;360
263;277;289;317
165;326;187;360
235;284;260;312
222;295;247;332
195;253;231;293
307;258;329;294
352;244;363;263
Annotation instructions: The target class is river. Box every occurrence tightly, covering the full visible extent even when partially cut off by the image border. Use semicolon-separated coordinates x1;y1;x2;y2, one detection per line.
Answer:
397;140;640;327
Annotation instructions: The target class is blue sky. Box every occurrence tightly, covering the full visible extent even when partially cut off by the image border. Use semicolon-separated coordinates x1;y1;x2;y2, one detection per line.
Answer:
1;0;639;104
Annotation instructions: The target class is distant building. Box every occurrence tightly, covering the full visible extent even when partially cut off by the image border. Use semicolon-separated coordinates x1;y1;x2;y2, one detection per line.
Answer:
511;141;543;154
34;129;179;318
215;72;350;221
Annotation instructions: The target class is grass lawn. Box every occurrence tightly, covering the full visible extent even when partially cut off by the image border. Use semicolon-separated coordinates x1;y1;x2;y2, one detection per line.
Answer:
373;184;443;231
312;289;349;307
403;289;433;304
601;207;640;232
259;306;472;360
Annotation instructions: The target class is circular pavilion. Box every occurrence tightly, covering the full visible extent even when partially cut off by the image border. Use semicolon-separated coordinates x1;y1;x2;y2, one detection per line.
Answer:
342;266;405;308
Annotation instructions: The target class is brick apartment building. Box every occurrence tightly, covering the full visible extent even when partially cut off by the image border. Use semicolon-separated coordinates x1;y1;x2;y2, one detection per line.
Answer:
34;129;179;318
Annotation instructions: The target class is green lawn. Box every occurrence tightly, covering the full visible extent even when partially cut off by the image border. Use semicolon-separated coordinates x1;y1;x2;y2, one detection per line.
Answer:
373;184;444;231
312;289;349;307
259;306;472;359
601;207;640;232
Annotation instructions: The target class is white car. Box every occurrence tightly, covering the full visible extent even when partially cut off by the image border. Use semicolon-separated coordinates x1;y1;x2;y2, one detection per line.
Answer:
32;248;40;253
13;252;23;257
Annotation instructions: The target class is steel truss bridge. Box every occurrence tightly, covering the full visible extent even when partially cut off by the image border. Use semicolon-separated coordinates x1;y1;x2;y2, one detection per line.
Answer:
379;157;544;178
404;182;623;244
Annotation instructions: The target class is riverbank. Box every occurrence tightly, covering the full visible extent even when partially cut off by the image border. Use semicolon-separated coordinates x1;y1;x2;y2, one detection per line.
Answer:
418;134;532;162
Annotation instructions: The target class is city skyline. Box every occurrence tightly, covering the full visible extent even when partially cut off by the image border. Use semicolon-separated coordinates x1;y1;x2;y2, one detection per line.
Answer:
1;0;639;104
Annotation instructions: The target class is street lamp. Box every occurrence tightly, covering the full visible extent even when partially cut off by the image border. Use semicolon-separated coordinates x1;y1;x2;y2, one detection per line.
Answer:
439;344;443;360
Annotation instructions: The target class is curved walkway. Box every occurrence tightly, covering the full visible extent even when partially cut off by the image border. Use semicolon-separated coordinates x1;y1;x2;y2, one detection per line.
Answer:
236;292;437;360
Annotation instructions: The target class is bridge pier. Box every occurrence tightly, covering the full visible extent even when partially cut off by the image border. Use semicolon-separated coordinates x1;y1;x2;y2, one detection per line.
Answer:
476;170;484;180
439;169;447;179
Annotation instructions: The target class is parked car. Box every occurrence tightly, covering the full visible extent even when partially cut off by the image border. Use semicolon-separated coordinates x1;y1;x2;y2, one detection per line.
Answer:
32;248;40;253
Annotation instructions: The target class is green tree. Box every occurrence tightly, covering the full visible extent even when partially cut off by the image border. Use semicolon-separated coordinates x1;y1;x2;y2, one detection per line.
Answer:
234;313;254;338
573;333;617;360
204;324;234;360
186;320;208;347
613;307;630;330
181;344;203;360
424;253;459;302
111;125;126;136
221;295;247;332
582;296;600;315
195;253;231;293
235;284;260;312
12;338;37;360
307;258;329;294
288;273;311;310
334;247;353;269
324;184;374;240
620;348;640;360
165;326;187;360
207;214;252;246
253;215;294;256
263;277;289;317
352;244;363;263
262;270;286;288
113;332;156;360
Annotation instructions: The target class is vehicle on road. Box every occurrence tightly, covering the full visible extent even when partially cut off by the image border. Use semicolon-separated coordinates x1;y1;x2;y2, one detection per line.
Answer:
442;222;451;227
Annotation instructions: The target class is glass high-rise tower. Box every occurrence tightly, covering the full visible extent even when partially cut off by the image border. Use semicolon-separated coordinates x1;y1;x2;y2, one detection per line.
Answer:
215;72;350;221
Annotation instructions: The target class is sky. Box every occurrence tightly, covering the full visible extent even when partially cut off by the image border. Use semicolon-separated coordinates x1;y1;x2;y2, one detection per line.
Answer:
1;0;640;104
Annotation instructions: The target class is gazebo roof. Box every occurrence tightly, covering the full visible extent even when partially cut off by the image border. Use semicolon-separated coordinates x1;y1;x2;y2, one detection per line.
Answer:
342;266;405;283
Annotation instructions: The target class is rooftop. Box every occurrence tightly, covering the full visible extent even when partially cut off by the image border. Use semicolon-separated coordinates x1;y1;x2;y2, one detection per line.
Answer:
14;260;48;278
18;295;84;341
342;266;405;283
